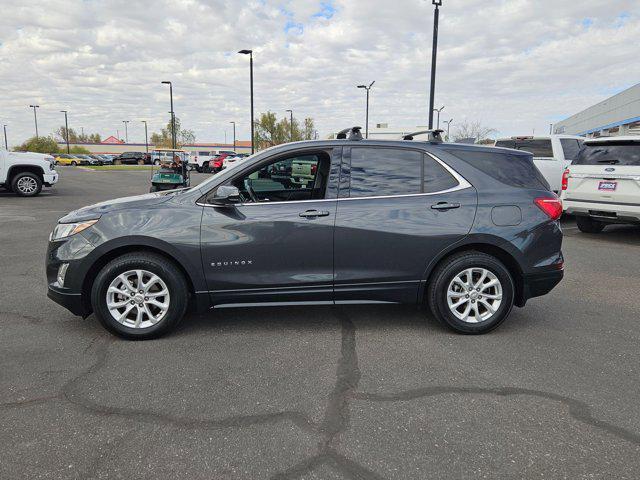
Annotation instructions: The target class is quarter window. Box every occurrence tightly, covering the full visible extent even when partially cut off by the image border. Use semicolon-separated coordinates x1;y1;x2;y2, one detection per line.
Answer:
424;156;459;193
349;148;422;198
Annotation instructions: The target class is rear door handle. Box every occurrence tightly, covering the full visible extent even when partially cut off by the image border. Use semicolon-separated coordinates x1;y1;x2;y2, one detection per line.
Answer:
299;210;330;218
431;202;461;211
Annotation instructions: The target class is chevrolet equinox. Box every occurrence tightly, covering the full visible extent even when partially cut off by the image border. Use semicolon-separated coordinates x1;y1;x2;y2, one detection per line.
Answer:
47;129;564;339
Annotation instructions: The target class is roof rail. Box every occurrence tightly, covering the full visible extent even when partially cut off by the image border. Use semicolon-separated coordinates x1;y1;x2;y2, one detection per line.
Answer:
402;129;444;143
336;126;363;141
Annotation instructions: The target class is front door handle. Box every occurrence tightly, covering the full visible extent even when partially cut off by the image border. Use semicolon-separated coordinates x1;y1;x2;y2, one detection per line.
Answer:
299;210;330;218
431;202;461;211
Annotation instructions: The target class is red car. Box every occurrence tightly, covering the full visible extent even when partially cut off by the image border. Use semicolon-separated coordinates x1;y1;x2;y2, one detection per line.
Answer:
208;153;231;173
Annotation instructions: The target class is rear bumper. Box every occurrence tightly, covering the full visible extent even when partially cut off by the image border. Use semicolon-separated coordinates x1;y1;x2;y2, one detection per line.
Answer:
563;198;640;223
519;269;564;306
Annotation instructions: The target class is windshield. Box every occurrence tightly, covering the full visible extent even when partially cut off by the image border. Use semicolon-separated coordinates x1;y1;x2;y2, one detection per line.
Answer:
495;139;554;157
574;142;640;166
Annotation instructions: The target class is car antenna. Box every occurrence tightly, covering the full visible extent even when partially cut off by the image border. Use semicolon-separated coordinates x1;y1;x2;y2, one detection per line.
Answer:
402;129;444;143
336;126;363;141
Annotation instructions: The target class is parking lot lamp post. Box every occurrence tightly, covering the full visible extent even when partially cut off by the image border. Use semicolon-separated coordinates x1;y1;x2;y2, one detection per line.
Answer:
29;105;40;139
232;122;236;148
60;110;70;153
285;109;293;141
122;120;129;144
357;81;375;139
443;118;453;141
433;105;445;129
141;121;148;153
428;0;442;130
238;50;254;154
3;125;7;150
161;81;177;149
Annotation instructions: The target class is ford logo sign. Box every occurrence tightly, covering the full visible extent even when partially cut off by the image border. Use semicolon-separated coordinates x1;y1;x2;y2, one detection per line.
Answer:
604;167;615;172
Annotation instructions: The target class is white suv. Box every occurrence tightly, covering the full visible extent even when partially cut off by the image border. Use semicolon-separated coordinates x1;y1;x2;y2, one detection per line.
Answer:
561;136;640;233
494;135;584;193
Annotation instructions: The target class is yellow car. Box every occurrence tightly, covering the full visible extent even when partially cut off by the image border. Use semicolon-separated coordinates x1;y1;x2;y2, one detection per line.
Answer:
54;154;88;166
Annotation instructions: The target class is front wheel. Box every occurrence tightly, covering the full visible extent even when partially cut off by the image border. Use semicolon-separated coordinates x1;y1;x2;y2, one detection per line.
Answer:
91;252;189;339
427;251;514;334
576;216;605;233
71;161;77;166
12;172;42;197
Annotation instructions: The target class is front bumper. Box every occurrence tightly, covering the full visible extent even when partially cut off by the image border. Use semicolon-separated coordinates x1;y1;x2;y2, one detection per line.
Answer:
47;287;85;316
43;171;58;186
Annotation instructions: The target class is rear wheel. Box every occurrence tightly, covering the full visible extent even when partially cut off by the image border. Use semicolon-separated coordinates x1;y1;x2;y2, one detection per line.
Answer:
71;161;77;166
114;159;122;165
427;251;514;334
91;252;188;339
12;172;42;197
137;159;145;165
576;216;605;233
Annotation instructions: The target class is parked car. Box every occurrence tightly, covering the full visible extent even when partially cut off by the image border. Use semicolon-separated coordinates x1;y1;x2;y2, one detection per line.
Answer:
208;152;233;173
55;154;88;166
113;151;146;165
1;149;58;196
74;154;101;166
561;136;640;232
95;154;114;165
494;135;584;193
47;129;564;339
189;151;218;172
222;154;249;170
150;149;189;166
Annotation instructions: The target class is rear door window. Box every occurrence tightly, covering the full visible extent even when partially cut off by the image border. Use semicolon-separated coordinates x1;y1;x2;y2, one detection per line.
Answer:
349;148;422;197
574;142;640;166
444;148;550;190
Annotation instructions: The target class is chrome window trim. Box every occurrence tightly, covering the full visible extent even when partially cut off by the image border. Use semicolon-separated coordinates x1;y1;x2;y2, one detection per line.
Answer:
197;150;472;207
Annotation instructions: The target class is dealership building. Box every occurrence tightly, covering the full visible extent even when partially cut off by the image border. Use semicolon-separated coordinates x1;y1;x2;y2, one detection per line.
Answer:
553;82;640;137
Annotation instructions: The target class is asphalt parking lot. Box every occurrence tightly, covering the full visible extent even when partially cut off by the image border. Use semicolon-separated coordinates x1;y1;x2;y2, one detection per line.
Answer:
1;168;640;479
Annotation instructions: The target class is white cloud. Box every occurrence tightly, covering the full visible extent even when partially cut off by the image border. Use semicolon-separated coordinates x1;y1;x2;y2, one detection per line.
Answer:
0;0;639;146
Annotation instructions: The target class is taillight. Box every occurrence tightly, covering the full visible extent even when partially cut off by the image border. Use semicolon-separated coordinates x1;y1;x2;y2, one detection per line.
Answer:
561;169;570;191
534;196;562;220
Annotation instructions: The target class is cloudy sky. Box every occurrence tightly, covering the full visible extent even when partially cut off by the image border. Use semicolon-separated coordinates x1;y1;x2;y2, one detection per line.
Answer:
1;0;639;146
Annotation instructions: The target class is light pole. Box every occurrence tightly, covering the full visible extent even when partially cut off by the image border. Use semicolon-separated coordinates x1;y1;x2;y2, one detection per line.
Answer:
60;110;70;153
433;105;445;129
428;0;442;130
230;121;236;149
443;118;453;141
141;121;149;153
285;109;293;141
357;81;375;139
29;105;40;138
238;49;254;154
122;120;129;143
161;81;177;149
3;125;7;150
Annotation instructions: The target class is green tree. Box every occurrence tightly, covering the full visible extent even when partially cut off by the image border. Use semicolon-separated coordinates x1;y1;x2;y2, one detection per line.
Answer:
55;126;101;144
254;112;316;149
150;117;195;148
14;136;60;154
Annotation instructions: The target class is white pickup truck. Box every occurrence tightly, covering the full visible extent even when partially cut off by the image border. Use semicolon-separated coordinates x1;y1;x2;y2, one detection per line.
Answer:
0;150;59;196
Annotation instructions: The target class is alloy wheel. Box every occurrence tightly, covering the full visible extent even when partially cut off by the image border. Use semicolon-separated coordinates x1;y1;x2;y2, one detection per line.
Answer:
446;268;503;323
16;176;38;194
106;269;170;329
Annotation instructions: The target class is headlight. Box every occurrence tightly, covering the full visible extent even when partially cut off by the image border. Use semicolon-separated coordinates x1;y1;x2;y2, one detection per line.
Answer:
50;219;98;241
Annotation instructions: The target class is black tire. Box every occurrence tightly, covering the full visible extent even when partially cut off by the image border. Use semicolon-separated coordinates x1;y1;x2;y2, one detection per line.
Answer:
427;251;515;334
195;165;202;173
576;216;605;233
71;161;77;166
149;186;159;192
91;252;189;340
11;172;42;197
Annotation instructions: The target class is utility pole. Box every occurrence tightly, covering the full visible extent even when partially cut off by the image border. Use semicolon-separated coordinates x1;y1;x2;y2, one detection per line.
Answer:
3;125;7;150
357;81;375;139
433;105;445;129
285;109;293;141
29;105;40;138
122;120;129;143
60;110;70;153
238;50;254;154
443;118;453;141
230;121;236;148
161;81;177;149
141;121;149;153
428;0;442;129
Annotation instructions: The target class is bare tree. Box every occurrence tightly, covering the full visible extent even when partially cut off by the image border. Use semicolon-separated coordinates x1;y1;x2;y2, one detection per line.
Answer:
453;120;497;143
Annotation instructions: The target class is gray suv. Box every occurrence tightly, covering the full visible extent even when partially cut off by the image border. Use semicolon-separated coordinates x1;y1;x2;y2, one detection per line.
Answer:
47;129;564;339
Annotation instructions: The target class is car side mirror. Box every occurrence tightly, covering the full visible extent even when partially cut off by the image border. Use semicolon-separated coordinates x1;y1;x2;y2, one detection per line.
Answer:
210;185;241;206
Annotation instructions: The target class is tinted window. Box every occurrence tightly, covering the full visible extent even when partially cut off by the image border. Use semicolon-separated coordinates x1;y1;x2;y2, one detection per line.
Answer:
350;148;422;197
560;139;581;161
445;148;550;190
495;139;554;157
424;156;458;192
574;142;640;166
198;151;210;156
